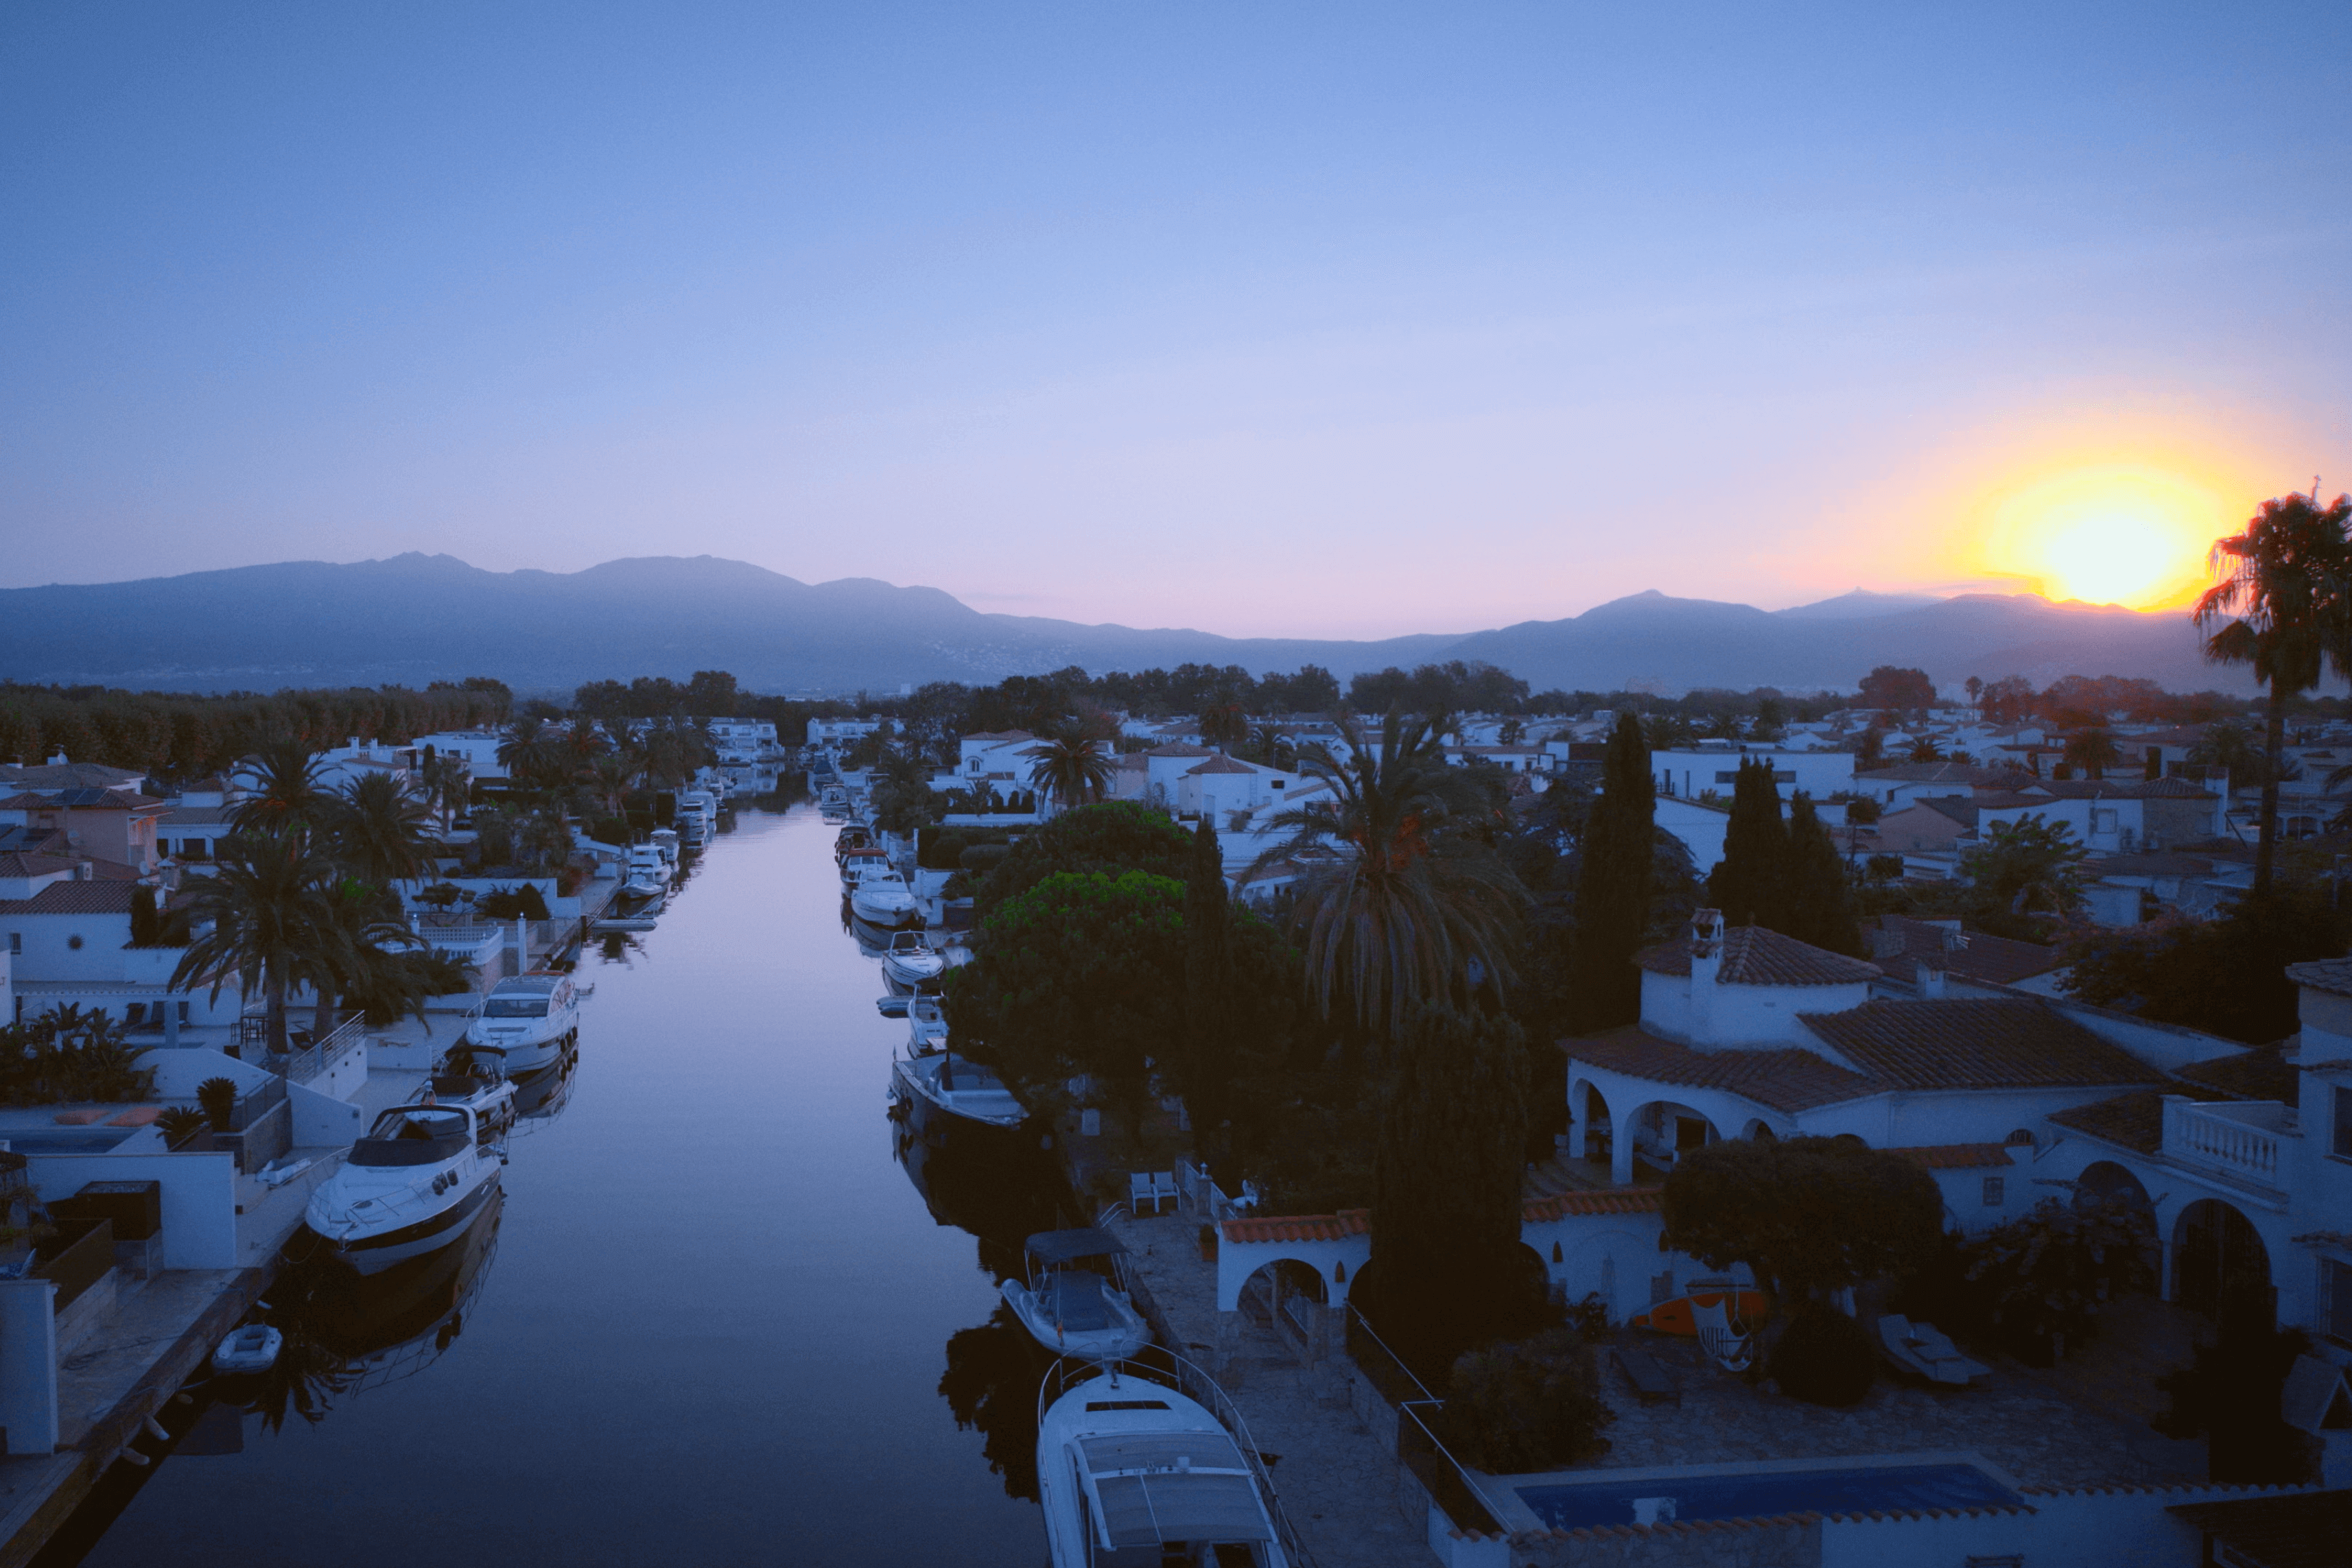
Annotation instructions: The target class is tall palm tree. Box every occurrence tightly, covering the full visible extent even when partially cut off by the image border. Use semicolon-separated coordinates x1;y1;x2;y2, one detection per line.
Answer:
328;772;438;894
1026;736;1115;809
2194;490;2352;894
1247;711;1522;1038
172;833;342;1056
419;751;471;833
495;716;570;796
2062;727;2121;781
230;737;333;842
1199;701;1250;752
305;875;425;1038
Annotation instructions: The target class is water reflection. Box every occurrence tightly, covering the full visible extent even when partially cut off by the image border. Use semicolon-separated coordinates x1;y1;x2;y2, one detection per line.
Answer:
938;1306;1054;1502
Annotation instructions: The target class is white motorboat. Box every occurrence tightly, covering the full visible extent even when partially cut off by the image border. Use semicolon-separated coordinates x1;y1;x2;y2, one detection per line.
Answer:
462;973;582;1076
301;1103;502;1274
650;827;681;865
412;1045;517;1141
892;1047;1025;1129
881;930;946;990
849;865;921;929
838;845;889;890
906;993;949;1054
1002;1229;1153;1362
1037;1355;1299;1568
622;844;668;899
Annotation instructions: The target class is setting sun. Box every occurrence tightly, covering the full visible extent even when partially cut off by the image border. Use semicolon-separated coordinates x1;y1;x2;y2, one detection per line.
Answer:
1975;463;2227;608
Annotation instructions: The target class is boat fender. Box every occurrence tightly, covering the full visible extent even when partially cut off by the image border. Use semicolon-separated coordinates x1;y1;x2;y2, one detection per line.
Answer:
115;1448;150;1468
144;1415;170;1441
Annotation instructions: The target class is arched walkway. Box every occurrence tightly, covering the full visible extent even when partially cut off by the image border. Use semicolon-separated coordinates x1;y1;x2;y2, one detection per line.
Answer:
1570;1080;1612;1165
2172;1198;2272;1327
1236;1258;1337;1366
1616;1100;1719;1185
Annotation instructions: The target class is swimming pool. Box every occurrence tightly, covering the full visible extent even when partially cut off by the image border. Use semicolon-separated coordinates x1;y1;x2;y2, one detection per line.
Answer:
0;1130;137;1155
1516;1461;2022;1528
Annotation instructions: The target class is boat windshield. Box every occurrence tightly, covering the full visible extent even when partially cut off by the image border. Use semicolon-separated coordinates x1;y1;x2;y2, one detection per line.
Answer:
370;1106;469;1141
483;998;551;1018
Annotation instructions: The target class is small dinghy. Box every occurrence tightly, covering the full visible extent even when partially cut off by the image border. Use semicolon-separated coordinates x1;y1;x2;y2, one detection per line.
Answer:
1002;1229;1152;1362
213;1323;283;1375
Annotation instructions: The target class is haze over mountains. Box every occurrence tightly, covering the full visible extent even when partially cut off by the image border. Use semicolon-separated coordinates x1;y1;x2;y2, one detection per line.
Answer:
0;554;2239;699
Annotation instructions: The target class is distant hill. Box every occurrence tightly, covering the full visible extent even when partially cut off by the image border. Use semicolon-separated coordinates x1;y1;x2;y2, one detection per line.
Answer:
0;554;2237;698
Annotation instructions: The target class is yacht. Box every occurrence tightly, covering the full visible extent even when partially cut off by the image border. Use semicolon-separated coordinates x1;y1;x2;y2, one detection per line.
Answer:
1002;1230;1152;1362
839;845;889;890
410;1045;517;1141
892;1046;1025;1129
462;973;582;1076
622;844;668;899
880;930;946;990
849;865;920;929
1037;1354;1300;1567
301;1103;502;1274
906;993;949;1054
650;827;681;866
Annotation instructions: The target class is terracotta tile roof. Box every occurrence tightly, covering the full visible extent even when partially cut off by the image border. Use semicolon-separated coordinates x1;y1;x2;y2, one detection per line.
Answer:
0;763;146;791
1521;1187;1664;1222
1866;916;2061;987
2092;852;2219;875
2284;958;2352;998
1185;756;1257;775
1221;1208;1368;1245
0;881;143;916
1564;1025;1879;1113
0;853;82;880
1799;1000;2166;1092
1635;925;1881;987
2045;1089;2167;1152
1918;798;1979;827
1148;744;1215;758
1855;762;2030;786
158;806;233;826
1893;1143;2014;1169
2174;1044;2301;1107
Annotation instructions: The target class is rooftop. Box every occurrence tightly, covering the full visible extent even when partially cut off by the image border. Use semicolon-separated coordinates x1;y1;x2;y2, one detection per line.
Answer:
2174;1043;2301;1107
0;880;145;916
1866;915;2061;987
1221;1208;1368;1245
2284;957;2352;999
1799;999;2168;1093
2166;1490;2352;1568
1635;925;1881;988
1564;1026;1879;1113
2043;1090;2167;1153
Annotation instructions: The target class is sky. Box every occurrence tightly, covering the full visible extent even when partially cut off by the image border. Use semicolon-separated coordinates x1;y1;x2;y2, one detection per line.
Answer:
3;2;2348;640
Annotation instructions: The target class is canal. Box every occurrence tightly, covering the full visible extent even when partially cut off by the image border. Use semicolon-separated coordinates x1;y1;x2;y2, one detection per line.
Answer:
59;805;1059;1565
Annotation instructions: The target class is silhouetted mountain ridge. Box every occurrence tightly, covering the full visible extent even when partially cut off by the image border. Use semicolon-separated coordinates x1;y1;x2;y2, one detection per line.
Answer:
0;553;2237;697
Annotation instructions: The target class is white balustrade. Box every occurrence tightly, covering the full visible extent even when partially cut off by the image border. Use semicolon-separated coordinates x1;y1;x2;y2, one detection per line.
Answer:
2161;1097;2287;1187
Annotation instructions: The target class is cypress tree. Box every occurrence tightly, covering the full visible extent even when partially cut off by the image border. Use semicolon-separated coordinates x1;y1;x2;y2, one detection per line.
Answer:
1180;820;1234;1168
1568;713;1654;1032
1368;1003;1536;1382
1708;757;1788;928
1780;794;1865;958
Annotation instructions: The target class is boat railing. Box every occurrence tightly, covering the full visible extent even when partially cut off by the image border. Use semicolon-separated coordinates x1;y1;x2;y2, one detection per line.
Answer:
1038;1348;1319;1568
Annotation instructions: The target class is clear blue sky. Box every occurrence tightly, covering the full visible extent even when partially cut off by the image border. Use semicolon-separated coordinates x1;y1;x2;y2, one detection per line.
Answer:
4;3;2347;638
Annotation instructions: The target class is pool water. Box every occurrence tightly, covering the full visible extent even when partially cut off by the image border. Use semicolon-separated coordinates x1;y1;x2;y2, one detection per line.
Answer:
1516;1462;2021;1529
1;1130;134;1155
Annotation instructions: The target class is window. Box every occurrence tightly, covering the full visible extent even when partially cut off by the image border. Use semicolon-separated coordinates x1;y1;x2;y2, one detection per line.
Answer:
1982;1176;2006;1207
5;933;17;955
2336;1086;2352;1160
2327;1259;2352;1345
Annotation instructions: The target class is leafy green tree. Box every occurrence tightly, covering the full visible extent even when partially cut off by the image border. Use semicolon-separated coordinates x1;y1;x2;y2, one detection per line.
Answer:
1663;1135;1943;1309
945;870;1188;1137
1707;757;1787;928
1248;711;1522;1040
1857;665;1937;719
2059;886;2346;1042
1960;1196;2155;1359
2195;490;2352;894
1961;816;2087;922
1179;822;1234;1167
976;802;1195;919
1780;794;1863;957
1366;1004;1538;1379
1437;1327;1616;1471
1854;724;1887;770
1568;714;1653;1032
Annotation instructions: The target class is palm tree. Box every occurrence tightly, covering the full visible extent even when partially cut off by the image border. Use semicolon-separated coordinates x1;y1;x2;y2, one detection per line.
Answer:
1026;736;1115;810
2194;491;2352;894
1199;701;1250;752
419;751;471;833
2062;727;2121;781
305;875;426;1038
1247;711;1522;1039
172;833;341;1056
495;716;570;796
1907;735;1944;763
229;737;333;842
328;772;438;894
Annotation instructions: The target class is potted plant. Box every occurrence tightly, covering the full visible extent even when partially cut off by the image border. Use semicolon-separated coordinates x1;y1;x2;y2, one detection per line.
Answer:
158;1105;213;1152
196;1076;239;1135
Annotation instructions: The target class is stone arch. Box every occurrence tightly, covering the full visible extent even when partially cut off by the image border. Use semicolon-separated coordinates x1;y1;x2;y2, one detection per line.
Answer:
1615;1099;1721;1183
2075;1160;2152;1214
1739;1118;1778;1141
1235;1257;1338;1364
2171;1198;2272;1325
1570;1079;1614;1165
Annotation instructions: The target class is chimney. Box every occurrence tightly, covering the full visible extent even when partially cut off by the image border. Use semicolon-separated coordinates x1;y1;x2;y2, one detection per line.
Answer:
1688;908;1724;1040
1919;964;1945;999
75;862;93;881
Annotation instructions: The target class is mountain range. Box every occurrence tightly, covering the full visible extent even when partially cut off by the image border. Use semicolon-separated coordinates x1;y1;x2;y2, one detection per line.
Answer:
0;554;2239;698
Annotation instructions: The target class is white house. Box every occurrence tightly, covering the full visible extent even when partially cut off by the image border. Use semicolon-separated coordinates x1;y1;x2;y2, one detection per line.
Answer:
1178;755;1295;825
704;718;781;763
1652;744;1854;803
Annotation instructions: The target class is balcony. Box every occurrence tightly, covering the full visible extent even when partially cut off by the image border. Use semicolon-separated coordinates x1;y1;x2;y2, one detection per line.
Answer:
2161;1096;2294;1191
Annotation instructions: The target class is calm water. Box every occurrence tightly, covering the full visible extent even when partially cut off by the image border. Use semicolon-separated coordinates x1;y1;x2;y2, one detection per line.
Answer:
63;806;1059;1566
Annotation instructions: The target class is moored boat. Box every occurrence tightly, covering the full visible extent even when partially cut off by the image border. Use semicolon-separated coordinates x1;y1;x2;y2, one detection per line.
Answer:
300;1103;502;1274
462;973;582;1076
1002;1229;1152;1362
410;1045;517;1141
892;1046;1024;1129
1037;1353;1302;1567
880;930;946;990
849;865;920;929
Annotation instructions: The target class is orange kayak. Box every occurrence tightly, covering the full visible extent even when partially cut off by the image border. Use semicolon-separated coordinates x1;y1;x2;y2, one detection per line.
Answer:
1630;1287;1772;1336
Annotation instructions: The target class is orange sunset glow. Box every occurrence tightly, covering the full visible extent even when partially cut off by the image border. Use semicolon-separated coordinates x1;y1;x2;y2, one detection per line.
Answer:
1959;458;2245;610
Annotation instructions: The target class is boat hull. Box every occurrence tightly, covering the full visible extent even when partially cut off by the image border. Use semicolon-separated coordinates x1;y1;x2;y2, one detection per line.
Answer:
892;1053;1025;1130
1001;1279;1151;1362
1630;1287;1772;1336
303;1169;502;1276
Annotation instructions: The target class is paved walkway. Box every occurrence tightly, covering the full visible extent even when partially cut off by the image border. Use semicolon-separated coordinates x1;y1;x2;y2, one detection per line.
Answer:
1108;1209;1426;1568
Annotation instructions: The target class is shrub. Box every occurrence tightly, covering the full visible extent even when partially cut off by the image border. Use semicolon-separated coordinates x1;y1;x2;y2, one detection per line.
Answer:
157;1106;209;1144
586;816;630;847
477;884;551;920
197;1076;240;1132
1769;1304;1876;1407
1436;1328;1616;1473
960;843;1011;873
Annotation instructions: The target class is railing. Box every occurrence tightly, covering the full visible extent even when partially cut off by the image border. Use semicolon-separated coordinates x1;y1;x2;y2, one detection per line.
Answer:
2162;1097;2290;1187
276;1013;369;1085
1037;1348;1317;1568
1344;1305;1505;1541
1173;1158;1261;1223
229;1073;287;1131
